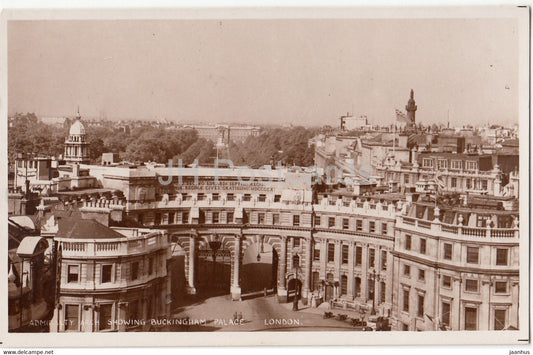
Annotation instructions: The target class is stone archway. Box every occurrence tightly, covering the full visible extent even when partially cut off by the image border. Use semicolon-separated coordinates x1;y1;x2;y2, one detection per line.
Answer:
239;235;281;299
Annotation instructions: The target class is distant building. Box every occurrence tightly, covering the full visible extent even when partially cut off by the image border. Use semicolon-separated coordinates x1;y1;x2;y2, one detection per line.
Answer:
184;124;260;145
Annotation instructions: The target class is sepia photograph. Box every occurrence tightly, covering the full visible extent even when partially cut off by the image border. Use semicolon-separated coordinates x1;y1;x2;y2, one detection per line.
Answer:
1;4;530;349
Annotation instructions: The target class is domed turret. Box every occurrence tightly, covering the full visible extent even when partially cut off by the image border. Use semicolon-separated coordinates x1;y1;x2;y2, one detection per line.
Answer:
64;108;90;164
69;118;86;136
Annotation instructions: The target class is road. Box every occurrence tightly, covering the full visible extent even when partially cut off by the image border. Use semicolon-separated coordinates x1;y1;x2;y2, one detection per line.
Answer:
167;294;360;332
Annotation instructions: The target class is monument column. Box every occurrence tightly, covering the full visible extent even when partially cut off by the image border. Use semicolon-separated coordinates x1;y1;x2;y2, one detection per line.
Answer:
231;234;242;301
277;236;288;303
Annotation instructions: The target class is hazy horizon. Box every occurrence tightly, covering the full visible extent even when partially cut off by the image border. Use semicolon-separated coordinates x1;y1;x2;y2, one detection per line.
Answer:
8;18;520;127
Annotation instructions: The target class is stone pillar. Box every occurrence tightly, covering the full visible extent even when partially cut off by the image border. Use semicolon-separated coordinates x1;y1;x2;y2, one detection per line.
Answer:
277;236;288;303
231;234;242;301
347;242;355;299
361;243;368;302
186;233;197;294
302;235;312;304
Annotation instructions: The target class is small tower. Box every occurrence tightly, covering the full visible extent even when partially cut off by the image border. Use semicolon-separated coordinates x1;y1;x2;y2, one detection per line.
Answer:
405;89;417;127
64;108;90;164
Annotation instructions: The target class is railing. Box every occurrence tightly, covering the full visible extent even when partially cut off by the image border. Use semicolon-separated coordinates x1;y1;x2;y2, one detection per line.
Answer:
397;216;518;239
62;242;86;252
95;242;120;252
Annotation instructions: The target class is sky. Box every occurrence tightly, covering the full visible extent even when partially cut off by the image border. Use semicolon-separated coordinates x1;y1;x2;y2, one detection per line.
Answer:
8;18;520;127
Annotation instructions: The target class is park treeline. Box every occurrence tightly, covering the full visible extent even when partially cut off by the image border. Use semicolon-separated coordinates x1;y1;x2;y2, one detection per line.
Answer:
8;113;317;168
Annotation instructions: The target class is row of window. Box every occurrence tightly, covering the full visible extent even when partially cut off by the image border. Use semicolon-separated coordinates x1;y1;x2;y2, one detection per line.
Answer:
440;303;507;330
67;258;157;284
404;235;510;266
310;272;387;302
315;216;388;234
62;297;161;332
421;158;478;171
401;264;510;294
314;244;388;270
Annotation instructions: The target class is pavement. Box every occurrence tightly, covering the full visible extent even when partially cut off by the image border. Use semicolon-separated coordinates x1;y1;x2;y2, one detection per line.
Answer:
167;293;364;332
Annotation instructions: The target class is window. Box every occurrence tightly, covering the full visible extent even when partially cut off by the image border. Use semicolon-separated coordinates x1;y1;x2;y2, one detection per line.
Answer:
368;248;375;268
451;160;462;170
442;302;451;327
327;243;335;262
68;265;79;283
405;235;412;250
404;174;410;184
403;264;411;277
328;217;336;228
464;307;478;330
355;246;362;266
293;237;300;248
380;281;386;303
257;213;265;224
422;158;434;168
444;243;453;260
356;220;363;232
465;279;479;292
451;177;457;188
342;245;349;264
312;272;320;291
420;239;426;254
129;300;139;322
168;212;175;224
99;304;112;331
494;281;507;294
227;193;235;201
418;269;425;281
212;212;220;224
182;211;189;224
65;305;79;331
496;248;508;266
131;262;139;280
342;218;349;230
101;264;112;284
341;275;348;295
417;294;425;317
314;215;321;227
382;223;388;235
465;161;478;171
355;277;361;297
467;247;479;264
313;248;320;261
197;193;205;201
258;194;266;202
403;289;410;312
148;257;154;275
212;193;219;201
494;309;506;330
438;159;448;169
292;254;300;267
481;180;488;190
272;213;279;225
274;194;281;203
369;221;376;233
227;211;234;223
243;194;251;202
381;250;387;270
293;215;300;226
442;275;452;288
